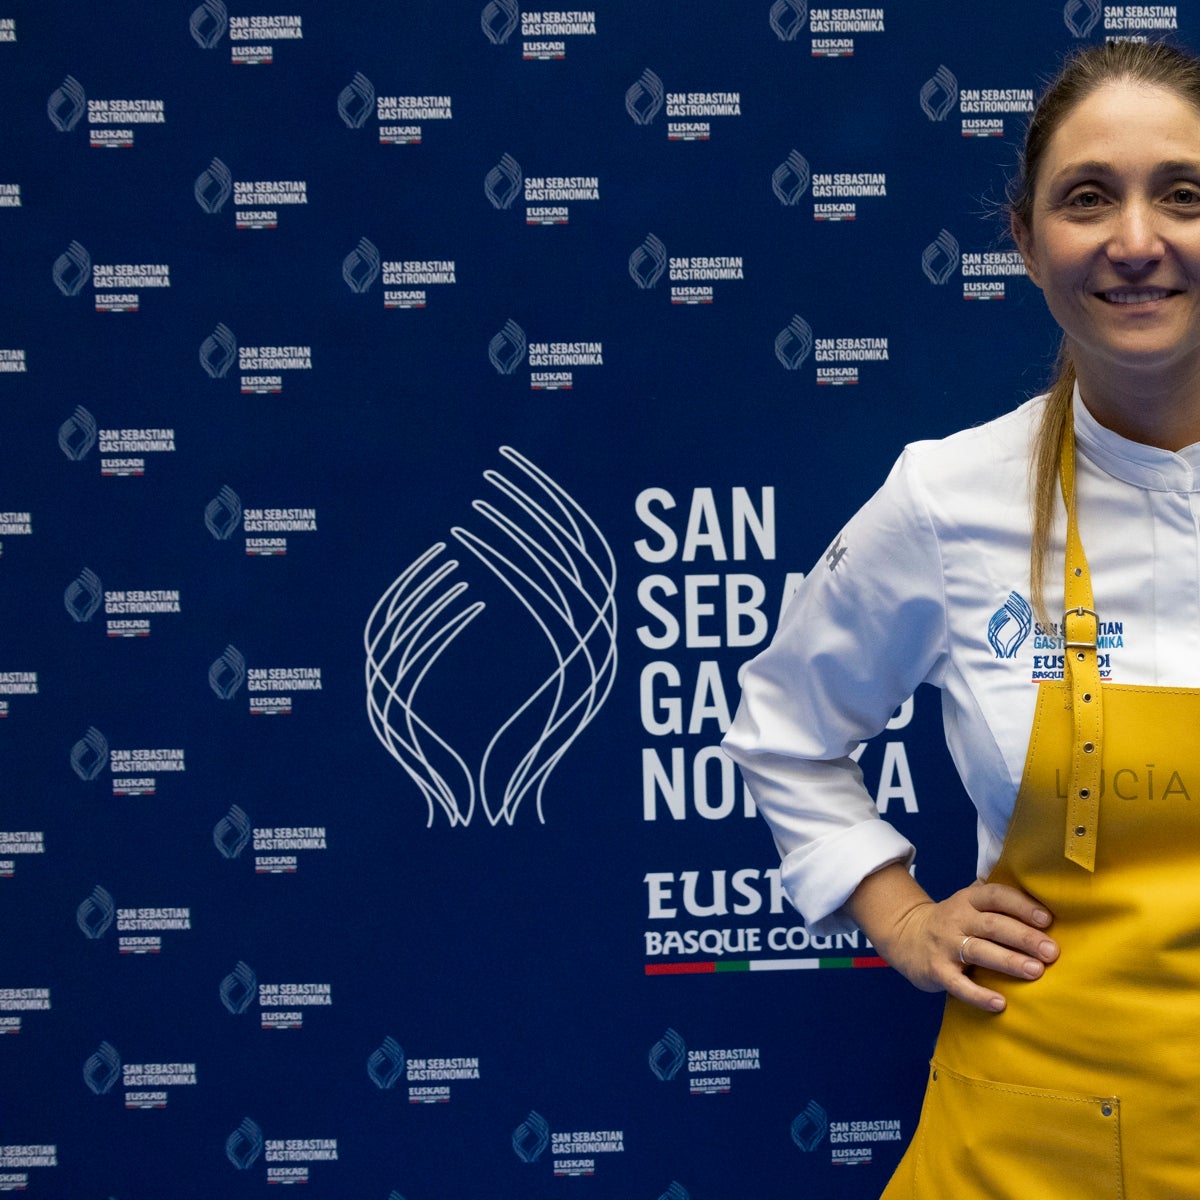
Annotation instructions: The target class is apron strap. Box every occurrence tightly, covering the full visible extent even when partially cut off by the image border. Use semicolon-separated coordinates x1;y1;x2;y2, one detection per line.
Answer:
1058;413;1102;871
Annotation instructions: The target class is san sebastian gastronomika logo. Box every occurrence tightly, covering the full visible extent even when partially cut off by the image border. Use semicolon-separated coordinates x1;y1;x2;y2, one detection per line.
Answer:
791;1100;830;1151
649;1029;687;1081
337;73;375;128
919;66;958;121
771;150;811;205
76;885;116;938
629;234;668;289
200;324;238;378
988;591;1033;658
83;1041;121;1093
775;315;814;370
190;0;228;48
484;153;523;210
205;486;242;540
59;405;98;459
481;0;520;44
364;447;618;827
70;727;109;780
64;569;103;622
208;645;248;699
770;0;808;40
342;238;382;293
214;804;252;857
512;1111;551;1162
47;76;87;131
488;319;526;374
625;69;665;124
195;158;234;212
1064;0;1102;36
226;1118;264;1169
219;961;258;1014
53;241;91;296
922;229;960;285
367;1037;406;1089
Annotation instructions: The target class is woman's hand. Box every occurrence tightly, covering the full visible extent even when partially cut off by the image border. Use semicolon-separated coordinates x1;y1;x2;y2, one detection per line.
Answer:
846;863;1059;1012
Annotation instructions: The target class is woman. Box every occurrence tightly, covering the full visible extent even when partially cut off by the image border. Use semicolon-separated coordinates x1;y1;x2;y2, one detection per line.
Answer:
724;40;1200;1196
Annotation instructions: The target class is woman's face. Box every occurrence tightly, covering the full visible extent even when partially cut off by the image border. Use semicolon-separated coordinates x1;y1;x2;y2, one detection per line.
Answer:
1014;79;1200;398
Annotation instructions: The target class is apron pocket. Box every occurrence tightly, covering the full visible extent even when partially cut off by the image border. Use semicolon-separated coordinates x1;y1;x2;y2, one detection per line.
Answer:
909;1058;1123;1199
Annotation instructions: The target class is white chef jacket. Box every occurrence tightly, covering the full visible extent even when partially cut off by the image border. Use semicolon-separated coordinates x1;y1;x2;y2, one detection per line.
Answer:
723;390;1200;935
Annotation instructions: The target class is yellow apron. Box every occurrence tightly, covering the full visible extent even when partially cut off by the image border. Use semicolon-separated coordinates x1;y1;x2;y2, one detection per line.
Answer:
882;421;1200;1198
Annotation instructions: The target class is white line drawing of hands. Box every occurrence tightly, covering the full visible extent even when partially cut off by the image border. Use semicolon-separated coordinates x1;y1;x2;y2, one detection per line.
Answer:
365;447;618;826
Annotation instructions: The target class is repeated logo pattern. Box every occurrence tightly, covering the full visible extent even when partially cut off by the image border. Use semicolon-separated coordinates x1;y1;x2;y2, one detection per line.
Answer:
3;3;1082;1194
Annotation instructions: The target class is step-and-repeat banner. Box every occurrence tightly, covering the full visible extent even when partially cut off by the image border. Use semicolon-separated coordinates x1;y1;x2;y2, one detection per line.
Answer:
1;2;1182;1196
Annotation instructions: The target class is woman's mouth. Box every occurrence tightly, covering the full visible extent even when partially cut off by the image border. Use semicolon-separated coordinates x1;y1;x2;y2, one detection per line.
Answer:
1099;287;1177;304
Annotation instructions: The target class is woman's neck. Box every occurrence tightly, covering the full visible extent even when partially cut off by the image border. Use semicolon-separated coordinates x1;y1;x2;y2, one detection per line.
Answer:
1074;361;1200;452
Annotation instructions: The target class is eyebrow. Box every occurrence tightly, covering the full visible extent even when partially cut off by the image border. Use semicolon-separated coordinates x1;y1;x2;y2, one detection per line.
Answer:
1050;158;1200;183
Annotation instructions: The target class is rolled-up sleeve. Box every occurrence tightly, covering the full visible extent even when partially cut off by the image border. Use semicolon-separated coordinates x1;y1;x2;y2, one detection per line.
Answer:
723;448;950;934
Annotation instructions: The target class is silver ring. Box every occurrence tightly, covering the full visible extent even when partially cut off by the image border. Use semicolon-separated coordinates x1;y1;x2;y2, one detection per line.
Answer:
958;935;975;965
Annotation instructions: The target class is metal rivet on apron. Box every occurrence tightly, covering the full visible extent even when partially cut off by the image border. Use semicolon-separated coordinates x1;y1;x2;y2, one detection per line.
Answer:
1083;742;1095;753
1083;693;1093;703
1075;825;1087;837
1079;788;1090;799
932;1069;938;1082
1101;1103;1113;1117
1074;567;1082;576
1076;651;1085;661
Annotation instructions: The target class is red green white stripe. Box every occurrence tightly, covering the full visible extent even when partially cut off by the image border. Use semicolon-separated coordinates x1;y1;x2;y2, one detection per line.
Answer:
645;956;887;976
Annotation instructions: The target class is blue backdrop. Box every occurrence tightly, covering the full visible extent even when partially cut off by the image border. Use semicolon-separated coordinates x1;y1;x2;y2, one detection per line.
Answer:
0;1;1182;1196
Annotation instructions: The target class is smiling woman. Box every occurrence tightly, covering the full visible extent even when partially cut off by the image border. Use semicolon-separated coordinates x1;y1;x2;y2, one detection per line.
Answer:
1013;45;1200;627
1016;81;1200;445
724;40;1200;1199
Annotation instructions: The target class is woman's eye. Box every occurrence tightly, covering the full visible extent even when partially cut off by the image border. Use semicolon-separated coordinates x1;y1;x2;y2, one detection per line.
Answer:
1170;187;1200;204
1070;190;1103;208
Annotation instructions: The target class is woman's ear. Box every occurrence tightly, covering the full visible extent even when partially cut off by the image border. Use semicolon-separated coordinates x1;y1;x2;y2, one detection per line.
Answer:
1012;216;1041;288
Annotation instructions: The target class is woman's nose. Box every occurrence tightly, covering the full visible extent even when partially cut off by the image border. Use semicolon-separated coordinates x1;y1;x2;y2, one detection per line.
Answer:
1107;201;1166;268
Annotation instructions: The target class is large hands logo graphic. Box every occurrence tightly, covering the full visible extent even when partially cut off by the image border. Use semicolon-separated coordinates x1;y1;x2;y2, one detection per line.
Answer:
365;448;617;827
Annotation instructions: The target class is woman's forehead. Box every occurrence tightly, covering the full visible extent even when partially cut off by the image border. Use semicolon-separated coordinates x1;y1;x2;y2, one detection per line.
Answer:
1041;79;1200;164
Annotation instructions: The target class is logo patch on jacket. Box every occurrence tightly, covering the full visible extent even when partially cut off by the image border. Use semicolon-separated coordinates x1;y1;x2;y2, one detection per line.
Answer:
987;591;1032;659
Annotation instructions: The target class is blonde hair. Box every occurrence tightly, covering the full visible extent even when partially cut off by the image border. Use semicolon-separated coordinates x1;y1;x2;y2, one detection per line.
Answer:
1011;41;1200;624
1028;352;1074;627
